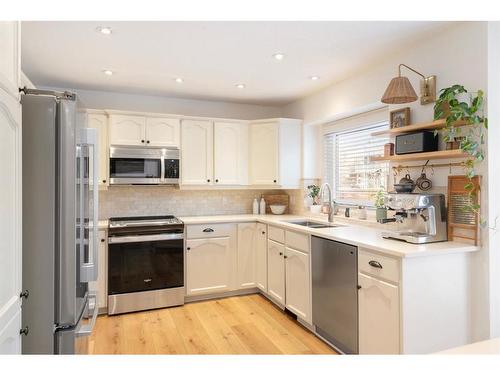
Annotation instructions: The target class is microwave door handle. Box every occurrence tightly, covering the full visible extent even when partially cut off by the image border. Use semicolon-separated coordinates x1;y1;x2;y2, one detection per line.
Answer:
80;128;99;282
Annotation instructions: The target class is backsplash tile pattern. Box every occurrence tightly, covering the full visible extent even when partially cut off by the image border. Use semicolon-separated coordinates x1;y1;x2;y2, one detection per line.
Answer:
99;187;303;219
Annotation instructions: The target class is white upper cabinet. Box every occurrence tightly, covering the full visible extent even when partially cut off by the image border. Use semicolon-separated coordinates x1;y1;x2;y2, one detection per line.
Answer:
146;117;180;148
0;22;22;354
249;119;302;188
214;121;248;185
109;115;146;146
237;223;256;289
181;119;214;185
249;121;279;185
87;113;109;186
0;22;20;99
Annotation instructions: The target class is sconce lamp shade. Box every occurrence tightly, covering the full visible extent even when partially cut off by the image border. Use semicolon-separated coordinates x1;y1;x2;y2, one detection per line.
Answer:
381;76;418;104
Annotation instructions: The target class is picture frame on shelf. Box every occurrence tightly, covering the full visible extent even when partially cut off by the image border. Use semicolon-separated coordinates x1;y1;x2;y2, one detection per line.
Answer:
390;107;411;129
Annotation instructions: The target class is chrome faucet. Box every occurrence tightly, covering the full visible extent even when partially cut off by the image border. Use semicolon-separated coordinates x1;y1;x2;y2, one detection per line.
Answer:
318;183;336;222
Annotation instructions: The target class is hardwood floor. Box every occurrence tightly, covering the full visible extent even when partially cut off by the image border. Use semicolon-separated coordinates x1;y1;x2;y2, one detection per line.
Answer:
89;294;337;354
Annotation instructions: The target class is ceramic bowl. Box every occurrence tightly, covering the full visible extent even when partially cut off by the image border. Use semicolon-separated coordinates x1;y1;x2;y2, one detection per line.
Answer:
269;205;287;215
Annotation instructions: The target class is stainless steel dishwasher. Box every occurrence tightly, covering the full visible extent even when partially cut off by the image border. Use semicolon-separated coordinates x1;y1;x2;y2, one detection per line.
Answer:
311;236;358;354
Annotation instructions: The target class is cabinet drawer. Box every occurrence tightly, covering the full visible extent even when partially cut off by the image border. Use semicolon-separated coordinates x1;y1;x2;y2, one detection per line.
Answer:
268;225;285;243
285;230;309;253
358;249;400;283
186;223;235;239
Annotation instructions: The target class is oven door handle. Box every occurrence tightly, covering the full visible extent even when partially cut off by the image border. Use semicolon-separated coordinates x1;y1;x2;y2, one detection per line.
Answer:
108;233;184;244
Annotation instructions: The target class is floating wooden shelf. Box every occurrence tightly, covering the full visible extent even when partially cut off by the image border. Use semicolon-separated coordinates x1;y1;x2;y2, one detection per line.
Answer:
371;119;468;136
370;149;468;162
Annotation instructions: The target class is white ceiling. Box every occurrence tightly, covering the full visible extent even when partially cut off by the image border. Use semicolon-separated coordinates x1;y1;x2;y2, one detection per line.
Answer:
22;21;451;105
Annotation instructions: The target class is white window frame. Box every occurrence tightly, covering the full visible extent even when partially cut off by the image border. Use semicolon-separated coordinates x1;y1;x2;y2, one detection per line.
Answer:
324;121;390;206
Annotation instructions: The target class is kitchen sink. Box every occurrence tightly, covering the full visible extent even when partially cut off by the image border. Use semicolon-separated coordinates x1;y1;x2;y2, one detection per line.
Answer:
284;220;342;229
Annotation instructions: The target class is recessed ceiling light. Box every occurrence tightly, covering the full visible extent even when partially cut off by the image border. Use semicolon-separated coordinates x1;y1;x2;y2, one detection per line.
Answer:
174;77;184;83
96;26;112;35
273;53;285;60
102;69;114;76
309;75;320;81
235;83;246;89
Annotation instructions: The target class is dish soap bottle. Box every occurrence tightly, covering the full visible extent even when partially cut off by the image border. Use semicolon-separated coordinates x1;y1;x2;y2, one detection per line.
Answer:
252;197;259;215
259;196;266;215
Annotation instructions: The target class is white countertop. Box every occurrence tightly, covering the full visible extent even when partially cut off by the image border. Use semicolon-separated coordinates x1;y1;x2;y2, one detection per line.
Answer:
178;214;479;259
437;338;500;354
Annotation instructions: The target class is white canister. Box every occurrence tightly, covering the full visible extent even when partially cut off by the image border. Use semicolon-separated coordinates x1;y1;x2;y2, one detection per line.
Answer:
252;198;259;215
259;197;266;215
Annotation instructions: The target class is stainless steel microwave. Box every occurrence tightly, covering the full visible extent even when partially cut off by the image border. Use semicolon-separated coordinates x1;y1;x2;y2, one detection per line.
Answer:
109;146;180;185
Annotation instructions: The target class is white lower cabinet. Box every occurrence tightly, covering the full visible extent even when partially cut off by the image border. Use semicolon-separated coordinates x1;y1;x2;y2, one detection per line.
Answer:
89;229;108;311
186;237;232;296
237;223;256;289
267;239;286;305
0;308;21;354
255;223;268;292
358;272;400;354
285;247;311;323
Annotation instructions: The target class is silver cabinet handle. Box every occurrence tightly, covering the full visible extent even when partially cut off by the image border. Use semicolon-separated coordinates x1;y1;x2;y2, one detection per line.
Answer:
368;260;383;269
203;228;214;233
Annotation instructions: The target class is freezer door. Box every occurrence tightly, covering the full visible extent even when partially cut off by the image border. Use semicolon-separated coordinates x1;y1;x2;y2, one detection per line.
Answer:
57;99;87;326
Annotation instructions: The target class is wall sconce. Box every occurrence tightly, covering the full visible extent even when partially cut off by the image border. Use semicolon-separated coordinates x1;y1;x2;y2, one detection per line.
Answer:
381;64;436;105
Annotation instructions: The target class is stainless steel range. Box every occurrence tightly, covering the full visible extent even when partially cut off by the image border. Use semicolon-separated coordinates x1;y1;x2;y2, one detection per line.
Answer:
107;215;185;315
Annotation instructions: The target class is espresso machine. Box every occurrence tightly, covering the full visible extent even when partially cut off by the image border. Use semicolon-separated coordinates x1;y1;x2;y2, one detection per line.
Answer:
378;193;447;244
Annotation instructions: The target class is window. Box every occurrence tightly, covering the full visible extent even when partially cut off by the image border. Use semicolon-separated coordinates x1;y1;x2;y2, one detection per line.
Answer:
324;121;389;205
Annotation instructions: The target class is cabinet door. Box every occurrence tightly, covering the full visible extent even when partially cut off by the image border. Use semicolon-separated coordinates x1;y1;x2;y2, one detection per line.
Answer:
0;22;20;99
255;223;268;292
237;223;256;289
0;309;21;354
358;273;400;354
214;122;248;185
146;117;180;148
181;120;213;185
109;115;146;146
0;86;22;354
89;230;107;310
267;240;285;305
249;122;279;185
285;247;311;323
87;114;109;186
186;237;231;296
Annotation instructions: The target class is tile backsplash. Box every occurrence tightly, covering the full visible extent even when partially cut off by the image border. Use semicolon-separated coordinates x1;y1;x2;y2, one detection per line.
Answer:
99;186;303;219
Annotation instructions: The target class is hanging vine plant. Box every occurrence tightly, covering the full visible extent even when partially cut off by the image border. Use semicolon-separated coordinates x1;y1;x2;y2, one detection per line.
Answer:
433;84;488;215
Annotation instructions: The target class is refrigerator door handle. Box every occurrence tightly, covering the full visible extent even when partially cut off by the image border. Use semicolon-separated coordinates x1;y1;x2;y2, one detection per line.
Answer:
75;292;98;337
80;127;99;282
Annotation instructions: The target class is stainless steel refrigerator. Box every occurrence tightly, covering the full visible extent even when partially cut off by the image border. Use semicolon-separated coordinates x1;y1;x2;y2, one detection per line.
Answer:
21;89;99;354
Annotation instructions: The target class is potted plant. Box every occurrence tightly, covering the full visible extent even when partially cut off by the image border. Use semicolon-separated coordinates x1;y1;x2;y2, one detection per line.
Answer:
374;189;387;221
434;85;487;216
307;184;322;214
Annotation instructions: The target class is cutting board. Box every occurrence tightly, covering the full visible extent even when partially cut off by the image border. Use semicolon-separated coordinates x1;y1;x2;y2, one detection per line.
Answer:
447;175;480;245
263;194;290;214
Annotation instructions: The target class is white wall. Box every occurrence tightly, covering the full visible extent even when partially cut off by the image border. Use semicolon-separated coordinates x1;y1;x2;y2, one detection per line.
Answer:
42;86;282;120
487;21;500;339
284;22;488;180
282;21;492;342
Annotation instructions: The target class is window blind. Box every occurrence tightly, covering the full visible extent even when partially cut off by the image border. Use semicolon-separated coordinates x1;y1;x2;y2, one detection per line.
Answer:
324;122;389;205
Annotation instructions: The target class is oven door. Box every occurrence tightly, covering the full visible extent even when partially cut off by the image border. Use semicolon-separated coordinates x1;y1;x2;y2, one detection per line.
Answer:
109;147;163;185
107;233;184;295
